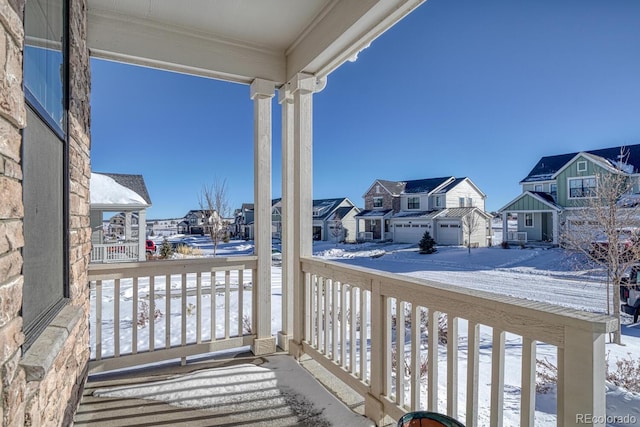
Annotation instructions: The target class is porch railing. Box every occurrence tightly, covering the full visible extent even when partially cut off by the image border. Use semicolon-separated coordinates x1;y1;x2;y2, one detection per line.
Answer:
87;256;257;373
90;242;140;263
506;231;528;243
299;257;616;426
358;232;374;241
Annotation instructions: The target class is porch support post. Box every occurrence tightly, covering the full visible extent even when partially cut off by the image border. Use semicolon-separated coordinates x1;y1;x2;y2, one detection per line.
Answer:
277;85;294;351
124;211;132;240
501;212;508;244
138;209;146;261
355;217;360;241
559;326;607;427
250;78;276;355
290;73;316;357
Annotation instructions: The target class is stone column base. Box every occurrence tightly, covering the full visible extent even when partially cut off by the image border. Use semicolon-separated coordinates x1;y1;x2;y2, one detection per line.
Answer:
365;393;384;426
277;332;292;352
251;336;276;356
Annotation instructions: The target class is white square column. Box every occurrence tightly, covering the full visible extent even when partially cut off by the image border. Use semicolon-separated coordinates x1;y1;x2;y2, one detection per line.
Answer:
250;78;276;355
277;85;294;351
290;73;316;356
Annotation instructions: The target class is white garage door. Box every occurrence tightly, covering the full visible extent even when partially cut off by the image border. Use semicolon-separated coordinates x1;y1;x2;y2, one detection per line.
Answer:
437;222;461;245
393;223;427;244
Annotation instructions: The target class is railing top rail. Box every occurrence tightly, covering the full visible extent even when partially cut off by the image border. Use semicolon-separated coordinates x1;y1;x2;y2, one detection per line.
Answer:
301;256;617;345
88;256;258;280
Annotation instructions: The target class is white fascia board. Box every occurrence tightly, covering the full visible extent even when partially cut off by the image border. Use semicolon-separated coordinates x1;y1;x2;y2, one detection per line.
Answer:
286;0;425;81
428;176;456;196
87;10;285;85
90;203;149;212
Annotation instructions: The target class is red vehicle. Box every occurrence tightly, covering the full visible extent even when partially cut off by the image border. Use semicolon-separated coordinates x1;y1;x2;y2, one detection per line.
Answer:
146;239;156;255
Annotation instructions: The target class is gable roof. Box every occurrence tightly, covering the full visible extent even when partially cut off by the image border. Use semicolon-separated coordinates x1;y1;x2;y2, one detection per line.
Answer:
90;172;151;210
312;197;353;220
403;177;455;194
498;191;563;213
98;172;152;204
522;144;640;183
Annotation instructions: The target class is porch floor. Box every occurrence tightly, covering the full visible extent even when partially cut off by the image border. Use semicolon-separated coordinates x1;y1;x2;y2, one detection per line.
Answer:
74;351;380;426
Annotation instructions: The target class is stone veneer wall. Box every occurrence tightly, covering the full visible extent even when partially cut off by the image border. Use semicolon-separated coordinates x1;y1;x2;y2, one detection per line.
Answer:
0;0;91;425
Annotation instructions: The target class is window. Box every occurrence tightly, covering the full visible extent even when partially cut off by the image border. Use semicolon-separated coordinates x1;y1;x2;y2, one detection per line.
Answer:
435;196;442;208
22;0;69;349
550;183;558;200
407;197;420;209
524;213;534;228
373;197;383;208
569;177;596;198
534;184;543;192
577;161;587;172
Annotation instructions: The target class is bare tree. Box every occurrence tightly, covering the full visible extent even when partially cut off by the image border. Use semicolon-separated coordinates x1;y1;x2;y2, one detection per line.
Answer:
462;210;483;254
561;148;640;344
198;178;230;256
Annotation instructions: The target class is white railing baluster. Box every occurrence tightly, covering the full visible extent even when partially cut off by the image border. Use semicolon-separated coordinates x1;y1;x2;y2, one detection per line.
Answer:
225;270;231;339
427;309;438;412
238;269;244;336
466;322;480;427
350;286;357;375
410;304;420;411
165;274;170;349
396;299;405;407
520;337;536;426
332;281;339;361
196;272;202;344
95;280;102;360
132;277;138;355
210;271;215;341
360;288;368;382
181;273;187;361
114;278;120;358
324;279;331;356
490;329;506;426
340;282;347;368
447;315;459;418
149;276;155;352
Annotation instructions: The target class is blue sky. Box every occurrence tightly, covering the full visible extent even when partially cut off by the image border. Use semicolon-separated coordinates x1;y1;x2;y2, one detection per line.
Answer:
90;0;640;219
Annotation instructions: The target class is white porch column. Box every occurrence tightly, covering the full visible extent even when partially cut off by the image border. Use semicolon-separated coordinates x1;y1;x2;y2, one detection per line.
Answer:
355;217;360;241
250;78;276;355
124;211;132;240
277;84;294;351
138;209;146;261
502;212;508;243
552;210;559;245
290;73;316;356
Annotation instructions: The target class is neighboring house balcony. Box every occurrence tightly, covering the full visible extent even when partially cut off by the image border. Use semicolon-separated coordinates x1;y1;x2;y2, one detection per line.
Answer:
81;255;616;426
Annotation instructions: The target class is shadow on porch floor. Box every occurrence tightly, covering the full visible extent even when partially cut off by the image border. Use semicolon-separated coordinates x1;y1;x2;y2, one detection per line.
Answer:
74;351;384;426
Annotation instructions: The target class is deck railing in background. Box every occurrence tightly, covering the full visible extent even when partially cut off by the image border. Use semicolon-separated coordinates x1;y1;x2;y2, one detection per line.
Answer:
300;257;616;427
88;256;257;373
90;242;140;263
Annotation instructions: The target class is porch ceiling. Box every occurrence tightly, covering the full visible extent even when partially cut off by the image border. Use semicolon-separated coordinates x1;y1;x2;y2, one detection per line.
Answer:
86;0;425;85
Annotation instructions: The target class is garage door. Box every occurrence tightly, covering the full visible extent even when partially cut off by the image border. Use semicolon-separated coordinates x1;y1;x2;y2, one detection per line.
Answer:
393;223;428;244
437;222;461;245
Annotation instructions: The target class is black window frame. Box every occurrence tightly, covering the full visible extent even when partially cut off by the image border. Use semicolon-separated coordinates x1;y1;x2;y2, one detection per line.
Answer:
407;197;420;209
21;0;70;350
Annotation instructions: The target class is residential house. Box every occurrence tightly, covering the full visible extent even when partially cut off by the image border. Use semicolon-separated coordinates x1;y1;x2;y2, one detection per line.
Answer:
1;1;613;426
498;144;640;246
89;172;152;262
177;209;222;236
234;203;256;240
356;177;491;246
310;198;360;242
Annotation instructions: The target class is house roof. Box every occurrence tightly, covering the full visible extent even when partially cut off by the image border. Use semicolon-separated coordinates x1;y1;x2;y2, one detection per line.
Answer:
330;206;358;220
90;172;151;210
521;144;640;183
355;209;393;218
403;177;455;194
313;198;353;220
498;191;563;213
440;207;493;219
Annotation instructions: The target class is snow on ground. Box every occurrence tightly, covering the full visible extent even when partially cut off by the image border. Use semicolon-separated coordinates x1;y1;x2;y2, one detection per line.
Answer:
92;239;640;426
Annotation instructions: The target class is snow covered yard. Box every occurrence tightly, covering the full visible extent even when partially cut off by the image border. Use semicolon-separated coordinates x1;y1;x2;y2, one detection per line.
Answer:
90;239;640;426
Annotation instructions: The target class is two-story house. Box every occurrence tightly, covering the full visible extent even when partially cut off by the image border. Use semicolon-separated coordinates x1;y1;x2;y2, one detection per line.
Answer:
356;177;491;246
498;144;640;246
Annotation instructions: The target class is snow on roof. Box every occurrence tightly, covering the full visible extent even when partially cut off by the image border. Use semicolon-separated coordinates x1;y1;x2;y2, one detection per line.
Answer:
90;172;149;208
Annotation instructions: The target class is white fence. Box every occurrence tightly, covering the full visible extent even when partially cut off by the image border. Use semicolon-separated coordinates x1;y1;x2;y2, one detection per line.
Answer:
87;256;257;373
299;257;616;426
506;231;528;243
90;242;140;263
